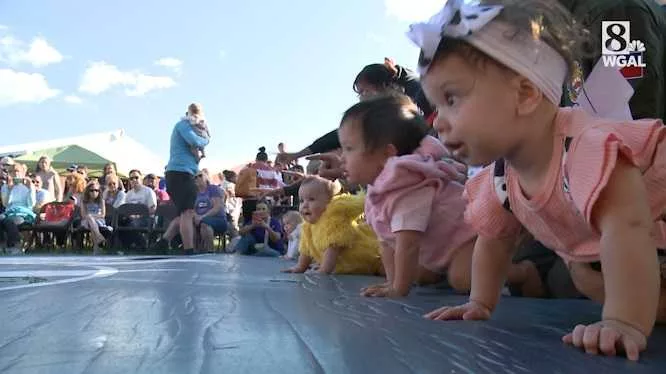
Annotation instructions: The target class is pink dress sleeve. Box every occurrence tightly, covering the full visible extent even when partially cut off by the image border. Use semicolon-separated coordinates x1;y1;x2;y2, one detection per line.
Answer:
463;166;522;238
566;119;665;225
390;186;435;233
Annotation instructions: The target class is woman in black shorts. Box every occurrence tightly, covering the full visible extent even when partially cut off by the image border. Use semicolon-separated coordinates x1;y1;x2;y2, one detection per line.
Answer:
164;103;210;255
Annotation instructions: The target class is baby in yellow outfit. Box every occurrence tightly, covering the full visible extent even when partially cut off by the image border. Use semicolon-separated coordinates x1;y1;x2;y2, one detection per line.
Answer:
282;176;382;275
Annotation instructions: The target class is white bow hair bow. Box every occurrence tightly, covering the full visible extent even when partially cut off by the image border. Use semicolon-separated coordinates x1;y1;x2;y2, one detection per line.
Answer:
407;0;503;73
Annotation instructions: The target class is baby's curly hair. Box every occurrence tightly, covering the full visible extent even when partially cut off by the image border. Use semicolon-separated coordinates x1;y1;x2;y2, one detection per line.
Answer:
426;0;593;85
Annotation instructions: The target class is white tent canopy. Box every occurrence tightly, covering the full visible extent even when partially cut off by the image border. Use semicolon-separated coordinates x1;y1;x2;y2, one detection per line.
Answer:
0;129;166;176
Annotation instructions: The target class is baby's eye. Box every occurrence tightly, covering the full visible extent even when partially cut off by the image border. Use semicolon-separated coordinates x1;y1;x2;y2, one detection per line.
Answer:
444;93;458;107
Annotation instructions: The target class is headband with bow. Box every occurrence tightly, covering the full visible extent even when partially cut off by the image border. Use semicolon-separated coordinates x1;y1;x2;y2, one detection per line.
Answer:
406;0;568;105
407;0;503;74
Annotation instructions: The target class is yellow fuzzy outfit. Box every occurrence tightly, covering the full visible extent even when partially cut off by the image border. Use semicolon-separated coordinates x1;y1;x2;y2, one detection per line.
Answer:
299;193;382;275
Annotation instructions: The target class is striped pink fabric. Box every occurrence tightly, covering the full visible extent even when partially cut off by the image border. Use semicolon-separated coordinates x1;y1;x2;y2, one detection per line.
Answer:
464;108;666;263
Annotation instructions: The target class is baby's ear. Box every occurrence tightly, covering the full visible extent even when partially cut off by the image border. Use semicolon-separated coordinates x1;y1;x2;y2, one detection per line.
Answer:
514;75;544;116
385;143;398;158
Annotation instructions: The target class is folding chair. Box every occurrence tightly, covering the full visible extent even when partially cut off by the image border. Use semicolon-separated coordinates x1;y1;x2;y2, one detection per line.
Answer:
30;202;77;251
111;203;153;250
151;202;178;247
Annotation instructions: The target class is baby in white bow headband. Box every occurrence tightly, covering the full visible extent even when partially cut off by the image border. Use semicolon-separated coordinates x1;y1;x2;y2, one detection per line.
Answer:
411;0;666;362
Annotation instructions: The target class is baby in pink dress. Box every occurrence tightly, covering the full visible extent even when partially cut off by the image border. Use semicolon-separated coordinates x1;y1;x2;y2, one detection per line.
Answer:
409;0;666;361
338;94;477;298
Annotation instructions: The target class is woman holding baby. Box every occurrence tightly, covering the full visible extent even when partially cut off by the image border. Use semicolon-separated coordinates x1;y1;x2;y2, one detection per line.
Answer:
164;103;210;255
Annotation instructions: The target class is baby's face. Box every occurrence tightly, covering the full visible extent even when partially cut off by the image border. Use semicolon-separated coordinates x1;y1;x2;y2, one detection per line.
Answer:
283;220;296;234
338;122;388;186
298;183;330;224
422;52;525;167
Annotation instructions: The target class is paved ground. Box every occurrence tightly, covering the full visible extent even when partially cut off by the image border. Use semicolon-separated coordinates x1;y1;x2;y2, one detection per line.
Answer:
0;254;664;373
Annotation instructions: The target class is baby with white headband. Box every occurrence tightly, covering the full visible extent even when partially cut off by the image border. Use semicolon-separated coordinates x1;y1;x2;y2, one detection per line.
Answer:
409;0;666;361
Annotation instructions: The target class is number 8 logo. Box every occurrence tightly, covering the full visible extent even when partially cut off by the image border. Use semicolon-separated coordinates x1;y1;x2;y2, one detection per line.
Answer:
602;21;631;55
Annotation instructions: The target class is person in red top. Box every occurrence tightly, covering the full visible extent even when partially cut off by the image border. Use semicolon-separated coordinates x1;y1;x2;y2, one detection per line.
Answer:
143;174;170;204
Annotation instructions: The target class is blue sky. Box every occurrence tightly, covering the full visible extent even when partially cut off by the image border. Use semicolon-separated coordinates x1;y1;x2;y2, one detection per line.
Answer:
0;0;442;170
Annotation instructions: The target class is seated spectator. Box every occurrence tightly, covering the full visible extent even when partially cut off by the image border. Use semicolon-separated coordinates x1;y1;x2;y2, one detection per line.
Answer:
30;174;54;212
119;169;156;249
125;169;157;214
98;163;119;192
153;172;227;253
235;201;284;257
220;170;241;237
281;210;302;260
35;155;63;202
0;163;36;254
76;165;89;180
102;174;126;209
193;172;227;251
63;172;86;205
143;173;169;203
80;180;111;254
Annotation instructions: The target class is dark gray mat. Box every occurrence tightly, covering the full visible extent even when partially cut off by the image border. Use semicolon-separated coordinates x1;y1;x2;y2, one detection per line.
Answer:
0;255;664;373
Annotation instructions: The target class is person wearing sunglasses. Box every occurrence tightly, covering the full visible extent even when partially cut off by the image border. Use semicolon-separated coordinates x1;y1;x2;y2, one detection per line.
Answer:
30;175;54;213
80;181;109;254
119;169;157;249
102;174;126;209
124;170;157;215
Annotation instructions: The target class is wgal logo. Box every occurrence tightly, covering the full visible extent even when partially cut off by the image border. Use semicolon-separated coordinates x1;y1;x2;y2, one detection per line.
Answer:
601;21;646;79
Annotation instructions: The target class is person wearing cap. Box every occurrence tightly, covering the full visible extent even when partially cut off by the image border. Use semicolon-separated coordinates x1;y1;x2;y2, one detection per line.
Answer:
143;174;169;204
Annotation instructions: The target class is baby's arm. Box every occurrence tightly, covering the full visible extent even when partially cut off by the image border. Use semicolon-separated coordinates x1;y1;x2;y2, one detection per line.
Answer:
363;231;421;297
425;233;518;320
318;247;342;274
563;158;657;360
282;253;312;273
361;241;394;295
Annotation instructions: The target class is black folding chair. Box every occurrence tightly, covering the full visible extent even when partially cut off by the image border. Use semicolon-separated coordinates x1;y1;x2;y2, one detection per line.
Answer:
151;202;178;246
111;203;153;249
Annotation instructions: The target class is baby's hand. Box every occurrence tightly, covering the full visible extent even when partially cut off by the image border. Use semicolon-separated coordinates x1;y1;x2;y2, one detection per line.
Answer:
360;282;390;297
562;319;647;361
424;300;492;321
360;283;405;298
281;266;306;274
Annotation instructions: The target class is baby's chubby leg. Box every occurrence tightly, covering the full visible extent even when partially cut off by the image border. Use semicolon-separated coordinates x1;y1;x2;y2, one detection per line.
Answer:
569;261;666;323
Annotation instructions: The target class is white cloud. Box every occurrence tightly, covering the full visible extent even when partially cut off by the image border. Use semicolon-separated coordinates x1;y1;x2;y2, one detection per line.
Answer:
384;0;443;22
126;75;176;96
64;95;83;104
0;25;7;31
0;68;60;106
79;61;176;97
0;36;64;67
155;57;182;73
219;50;226;59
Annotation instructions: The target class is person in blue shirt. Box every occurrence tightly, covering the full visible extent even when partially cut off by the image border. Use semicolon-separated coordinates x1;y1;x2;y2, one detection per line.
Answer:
164;103;210;255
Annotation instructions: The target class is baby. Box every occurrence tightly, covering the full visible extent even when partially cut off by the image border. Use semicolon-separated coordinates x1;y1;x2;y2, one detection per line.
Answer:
410;0;666;360
185;103;210;162
282;176;382;275
338;94;477;298
281;210;303;260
